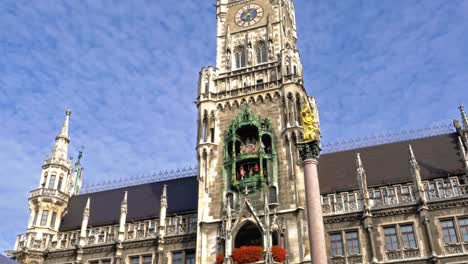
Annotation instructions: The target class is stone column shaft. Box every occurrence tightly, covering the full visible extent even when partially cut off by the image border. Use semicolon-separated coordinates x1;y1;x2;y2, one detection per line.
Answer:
303;158;327;264
298;140;327;264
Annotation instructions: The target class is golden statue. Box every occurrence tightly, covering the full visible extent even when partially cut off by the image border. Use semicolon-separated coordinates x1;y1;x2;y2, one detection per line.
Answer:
301;104;320;142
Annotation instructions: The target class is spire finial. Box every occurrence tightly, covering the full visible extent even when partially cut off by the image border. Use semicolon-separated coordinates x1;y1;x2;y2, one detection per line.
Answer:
459;104;468;128
120;191;128;215
408;145;419;169
83;197;91;218
57;108;71;140
122;191;128;204
355;153;365;174
161;185;167;207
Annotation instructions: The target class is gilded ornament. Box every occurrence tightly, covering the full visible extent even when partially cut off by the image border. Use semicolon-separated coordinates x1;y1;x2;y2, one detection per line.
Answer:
301;105;320;142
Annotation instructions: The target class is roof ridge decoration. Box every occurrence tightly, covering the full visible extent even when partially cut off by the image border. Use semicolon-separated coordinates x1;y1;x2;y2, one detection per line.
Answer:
321;122;454;154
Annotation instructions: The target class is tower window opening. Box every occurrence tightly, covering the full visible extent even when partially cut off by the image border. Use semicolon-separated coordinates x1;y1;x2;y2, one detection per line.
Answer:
57;177;63;191
204;83;209;94
261;134;272;154
235;47;247;69
48;175;56;189
33;210;39;226
272;231;280;246
210;128;215;143
235;222;263;248
293;65;297;75
50;212;57;228
42;175;47;187
202;111;208;143
40;210;49;226
256;43;268;64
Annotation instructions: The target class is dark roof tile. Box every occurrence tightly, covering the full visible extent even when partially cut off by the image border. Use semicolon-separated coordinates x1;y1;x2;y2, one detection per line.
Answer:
59;176;198;231
318;133;465;194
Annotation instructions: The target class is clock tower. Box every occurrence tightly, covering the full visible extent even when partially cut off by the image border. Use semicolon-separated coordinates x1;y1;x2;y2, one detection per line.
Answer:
196;0;316;263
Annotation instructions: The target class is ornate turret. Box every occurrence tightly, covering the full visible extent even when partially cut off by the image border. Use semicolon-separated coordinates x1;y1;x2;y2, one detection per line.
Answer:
10;109;84;264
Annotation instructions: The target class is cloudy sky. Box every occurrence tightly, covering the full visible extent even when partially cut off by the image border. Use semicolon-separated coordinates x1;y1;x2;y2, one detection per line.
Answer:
1;0;468;253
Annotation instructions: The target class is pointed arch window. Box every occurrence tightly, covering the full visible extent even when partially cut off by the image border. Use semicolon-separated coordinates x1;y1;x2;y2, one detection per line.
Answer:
48;175;56;189
235;47;246;69
57;177;63;191
256;42;268;64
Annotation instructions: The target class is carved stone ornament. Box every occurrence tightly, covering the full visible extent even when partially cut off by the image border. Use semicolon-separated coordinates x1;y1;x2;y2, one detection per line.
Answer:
297;140;321;161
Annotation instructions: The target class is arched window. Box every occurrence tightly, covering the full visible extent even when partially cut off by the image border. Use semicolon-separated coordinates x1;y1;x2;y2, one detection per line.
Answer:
235;47;246;69
48;174;56;189
256;42;267;64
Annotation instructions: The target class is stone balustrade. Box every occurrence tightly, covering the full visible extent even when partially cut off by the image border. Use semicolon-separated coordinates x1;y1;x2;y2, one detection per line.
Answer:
322;175;468;216
15;214;198;251
29;188;69;203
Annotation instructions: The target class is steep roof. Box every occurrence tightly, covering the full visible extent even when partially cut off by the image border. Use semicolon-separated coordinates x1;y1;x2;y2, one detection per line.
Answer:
59;133;465;230
318;133;465;194
59;176;198;231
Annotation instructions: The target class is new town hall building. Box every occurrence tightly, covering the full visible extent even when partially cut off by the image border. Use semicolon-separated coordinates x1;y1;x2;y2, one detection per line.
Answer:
7;0;468;263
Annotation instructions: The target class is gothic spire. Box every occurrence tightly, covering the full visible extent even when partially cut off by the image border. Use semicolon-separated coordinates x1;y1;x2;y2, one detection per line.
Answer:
355;153;370;213
408;145;426;205
118;191;128;242
49;108;72;162
79;197;91;247
57;108;71;140
459;104;468;129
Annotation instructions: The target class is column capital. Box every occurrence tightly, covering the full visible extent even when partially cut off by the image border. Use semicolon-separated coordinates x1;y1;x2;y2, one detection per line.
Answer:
297;140;321;162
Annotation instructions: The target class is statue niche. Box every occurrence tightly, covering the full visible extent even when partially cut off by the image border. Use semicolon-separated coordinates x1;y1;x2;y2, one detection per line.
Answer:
224;104;277;193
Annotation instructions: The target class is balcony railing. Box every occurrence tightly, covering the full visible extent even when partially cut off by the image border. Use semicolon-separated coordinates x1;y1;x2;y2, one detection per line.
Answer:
29;188;69;203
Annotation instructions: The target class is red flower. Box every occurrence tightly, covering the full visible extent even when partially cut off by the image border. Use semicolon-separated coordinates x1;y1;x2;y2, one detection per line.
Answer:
232;246;264;264
272;245;286;263
216;253;225;264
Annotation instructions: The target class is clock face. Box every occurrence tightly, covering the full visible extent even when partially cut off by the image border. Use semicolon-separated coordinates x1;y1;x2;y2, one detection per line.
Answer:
235;4;264;27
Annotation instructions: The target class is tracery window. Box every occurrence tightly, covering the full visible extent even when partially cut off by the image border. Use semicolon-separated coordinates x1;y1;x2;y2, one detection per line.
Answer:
256;42;267;64
235;47;247;69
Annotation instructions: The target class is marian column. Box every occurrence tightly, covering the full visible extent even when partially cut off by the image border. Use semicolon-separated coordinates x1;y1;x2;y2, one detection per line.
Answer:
297;98;327;264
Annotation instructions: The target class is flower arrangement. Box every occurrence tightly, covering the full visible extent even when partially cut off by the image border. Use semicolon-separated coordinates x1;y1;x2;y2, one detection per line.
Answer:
271;245;287;262
232;246;264;264
216;253;225;264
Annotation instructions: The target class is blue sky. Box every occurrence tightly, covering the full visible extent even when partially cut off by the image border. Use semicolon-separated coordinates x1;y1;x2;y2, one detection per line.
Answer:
1;0;467;253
